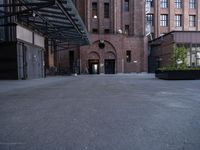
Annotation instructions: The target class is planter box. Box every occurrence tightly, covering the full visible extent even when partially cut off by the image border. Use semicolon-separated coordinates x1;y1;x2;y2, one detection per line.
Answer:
155;70;200;80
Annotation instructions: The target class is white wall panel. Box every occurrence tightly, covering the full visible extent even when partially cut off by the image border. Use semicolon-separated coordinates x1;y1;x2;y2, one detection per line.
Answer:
16;25;33;43
34;33;45;48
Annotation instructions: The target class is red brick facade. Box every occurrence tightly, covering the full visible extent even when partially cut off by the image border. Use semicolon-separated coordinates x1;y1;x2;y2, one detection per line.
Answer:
148;0;200;38
77;0;147;74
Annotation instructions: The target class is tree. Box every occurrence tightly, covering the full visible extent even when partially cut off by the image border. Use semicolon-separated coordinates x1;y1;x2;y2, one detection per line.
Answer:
171;45;187;69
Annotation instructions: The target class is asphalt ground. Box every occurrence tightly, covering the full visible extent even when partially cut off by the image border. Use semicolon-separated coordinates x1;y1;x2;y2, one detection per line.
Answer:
0;74;200;150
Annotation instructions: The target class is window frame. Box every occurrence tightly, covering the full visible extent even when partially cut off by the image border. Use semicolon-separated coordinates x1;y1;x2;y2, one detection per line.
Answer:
124;0;129;12
175;0;182;8
92;2;98;18
160;0;168;8
104;2;110;18
146;0;154;7
175;15;182;27
146;14;154;26
160;14;168;27
189;15;196;27
189;0;196;9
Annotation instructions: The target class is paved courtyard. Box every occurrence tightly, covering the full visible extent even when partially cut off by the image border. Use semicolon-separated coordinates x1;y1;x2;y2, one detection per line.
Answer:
0;74;200;150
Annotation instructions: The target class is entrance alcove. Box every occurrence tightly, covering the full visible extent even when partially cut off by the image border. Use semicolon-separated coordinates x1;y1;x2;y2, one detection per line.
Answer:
88;51;100;74
105;51;116;74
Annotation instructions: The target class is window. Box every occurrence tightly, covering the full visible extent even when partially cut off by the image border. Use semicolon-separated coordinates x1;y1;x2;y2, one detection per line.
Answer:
184;44;200;67
175;15;182;27
146;14;154;26
92;2;98;18
92;29;98;34
146;0;154;7
126;51;131;63
124;0;129;12
160;14;168;26
197;46;200;66
189;15;196;27
104;3;110;18
189;0;196;9
104;29;110;34
175;0;182;8
160;0;168;8
125;25;130;35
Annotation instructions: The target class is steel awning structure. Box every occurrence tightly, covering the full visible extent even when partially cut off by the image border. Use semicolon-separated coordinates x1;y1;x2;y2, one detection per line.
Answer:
0;0;90;46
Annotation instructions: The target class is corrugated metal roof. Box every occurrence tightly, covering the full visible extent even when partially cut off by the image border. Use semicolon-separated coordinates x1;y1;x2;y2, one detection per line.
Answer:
0;0;90;45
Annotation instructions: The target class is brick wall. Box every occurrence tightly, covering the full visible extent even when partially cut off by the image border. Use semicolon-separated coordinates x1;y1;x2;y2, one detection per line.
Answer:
149;0;200;38
76;0;147;73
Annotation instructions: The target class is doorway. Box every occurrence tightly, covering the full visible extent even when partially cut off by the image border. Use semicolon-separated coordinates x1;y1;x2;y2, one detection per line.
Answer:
88;59;99;74
105;59;115;74
69;51;74;73
22;44;27;79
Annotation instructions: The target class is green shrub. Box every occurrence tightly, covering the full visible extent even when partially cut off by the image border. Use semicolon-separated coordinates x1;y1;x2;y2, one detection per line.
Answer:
158;45;200;71
171;45;187;69
158;67;200;71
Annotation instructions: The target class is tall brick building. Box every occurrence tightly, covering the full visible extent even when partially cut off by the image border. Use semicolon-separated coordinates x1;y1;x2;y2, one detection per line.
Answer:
146;0;200;39
147;0;200;72
73;0;147;74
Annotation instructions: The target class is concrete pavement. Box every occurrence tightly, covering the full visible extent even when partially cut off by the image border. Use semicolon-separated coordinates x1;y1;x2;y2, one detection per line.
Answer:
0;74;200;150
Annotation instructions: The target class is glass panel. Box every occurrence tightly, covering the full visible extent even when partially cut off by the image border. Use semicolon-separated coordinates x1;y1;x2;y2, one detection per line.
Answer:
186;51;191;66
197;59;200;66
124;0;129;12
197;52;200;58
104;3;110;18
191;54;196;67
196;46;200;52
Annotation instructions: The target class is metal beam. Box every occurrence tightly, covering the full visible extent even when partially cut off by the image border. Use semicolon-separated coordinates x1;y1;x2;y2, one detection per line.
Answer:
0;0;90;45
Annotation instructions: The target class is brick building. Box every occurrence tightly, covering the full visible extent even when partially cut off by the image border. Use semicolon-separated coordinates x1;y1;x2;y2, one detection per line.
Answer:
62;0;147;74
146;0;200;39
149;31;200;72
146;0;200;72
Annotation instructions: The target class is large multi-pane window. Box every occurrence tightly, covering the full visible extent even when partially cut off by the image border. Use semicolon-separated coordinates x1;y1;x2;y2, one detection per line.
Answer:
160;0;168;8
175;15;182;27
191;45;200;67
146;0;154;7
124;0;129;12
175;0;182;8
189;15;196;27
189;0;196;9
92;2;98;18
197;46;200;67
181;44;200;67
160;14;168;26
146;14;154;26
104;3;110;18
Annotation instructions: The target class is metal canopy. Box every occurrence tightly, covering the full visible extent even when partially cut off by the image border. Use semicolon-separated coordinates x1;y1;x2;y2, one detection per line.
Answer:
0;0;90;46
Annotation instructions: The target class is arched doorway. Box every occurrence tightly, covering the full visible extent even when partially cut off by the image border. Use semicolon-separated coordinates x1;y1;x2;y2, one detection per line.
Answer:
88;52;100;74
105;52;116;74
